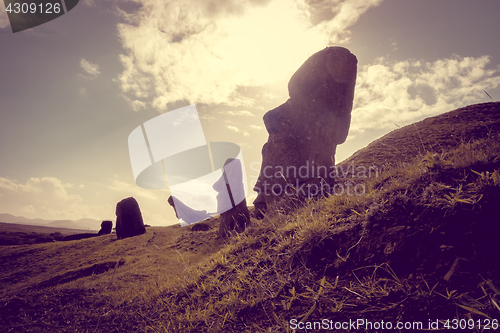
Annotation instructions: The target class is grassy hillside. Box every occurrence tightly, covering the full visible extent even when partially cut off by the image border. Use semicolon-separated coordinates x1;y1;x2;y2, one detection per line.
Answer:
0;223;98;245
1;102;500;332
340;102;500;170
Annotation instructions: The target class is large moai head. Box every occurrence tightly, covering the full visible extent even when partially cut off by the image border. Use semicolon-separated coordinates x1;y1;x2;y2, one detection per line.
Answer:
288;46;357;144
253;47;357;214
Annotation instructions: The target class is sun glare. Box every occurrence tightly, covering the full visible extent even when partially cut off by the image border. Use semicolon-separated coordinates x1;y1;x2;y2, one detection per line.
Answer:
217;0;328;86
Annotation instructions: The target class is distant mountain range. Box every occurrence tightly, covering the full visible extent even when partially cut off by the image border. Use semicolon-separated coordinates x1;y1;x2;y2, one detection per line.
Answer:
0;213;103;231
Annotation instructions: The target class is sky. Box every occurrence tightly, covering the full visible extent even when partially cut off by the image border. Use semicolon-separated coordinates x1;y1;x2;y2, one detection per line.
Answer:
1;0;499;227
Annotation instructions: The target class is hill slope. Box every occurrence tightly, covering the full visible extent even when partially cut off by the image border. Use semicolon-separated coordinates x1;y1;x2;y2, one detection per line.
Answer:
0;213;102;230
1;102;500;332
341;102;500;169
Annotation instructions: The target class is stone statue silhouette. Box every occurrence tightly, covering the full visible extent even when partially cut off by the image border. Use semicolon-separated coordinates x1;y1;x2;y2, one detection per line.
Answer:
168;158;250;237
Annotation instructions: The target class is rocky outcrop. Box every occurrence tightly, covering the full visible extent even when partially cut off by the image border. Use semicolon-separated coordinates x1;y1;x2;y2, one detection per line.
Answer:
253;47;357;215
97;221;113;236
218;200;250;238
63;233;97;241
191;222;211;232
115;197;146;239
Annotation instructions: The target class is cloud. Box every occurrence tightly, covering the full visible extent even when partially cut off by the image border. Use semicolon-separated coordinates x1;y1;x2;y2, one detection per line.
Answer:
0;177;112;221
227;110;255;116
351;55;500;137
20;205;36;215
304;0;384;44
250;124;263;130
0;177;18;191
79;87;88;96
115;0;383;110
199;113;217;121
227;125;250;137
0;4;9;29
121;94;148;111
80;58;101;77
390;41;398;52
131;100;147;111
227;125;240;132
82;0;96;6
141;210;169;227
108;179;160;201
0;176;80;201
0;176;168;224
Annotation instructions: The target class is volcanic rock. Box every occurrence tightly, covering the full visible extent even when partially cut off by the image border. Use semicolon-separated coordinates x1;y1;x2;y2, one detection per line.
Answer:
219;200;250;238
253;47;357;214
97;220;113;236
115;197;146;239
191;222;211;232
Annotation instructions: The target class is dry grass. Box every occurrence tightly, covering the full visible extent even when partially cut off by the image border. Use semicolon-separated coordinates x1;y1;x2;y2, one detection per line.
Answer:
1;102;500;332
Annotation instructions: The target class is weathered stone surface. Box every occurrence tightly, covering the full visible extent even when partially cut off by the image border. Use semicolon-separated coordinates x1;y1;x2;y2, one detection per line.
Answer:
191;222;211;232
253;47;357;214
219;199;250;238
253;201;267;220
115;197;146;239
98;220;113;236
